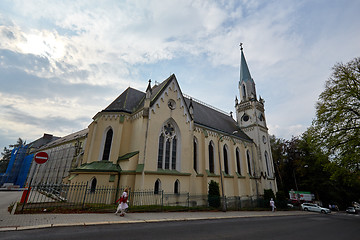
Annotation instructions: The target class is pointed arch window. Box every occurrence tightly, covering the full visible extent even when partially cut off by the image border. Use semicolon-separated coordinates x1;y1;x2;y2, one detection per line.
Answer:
223;145;229;175
246;150;252;176
90;177;97;193
154;179;161;194
193;137;198;173
242;84;247;100
157;134;164;168
265;151;270;176
102;128;113;160
174;179;180;194
157;121;179;170
209;141;215;173
236;148;241;175
171;137;177;169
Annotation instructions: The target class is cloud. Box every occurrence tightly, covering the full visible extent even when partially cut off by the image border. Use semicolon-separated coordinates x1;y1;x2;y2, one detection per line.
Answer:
1;0;360;153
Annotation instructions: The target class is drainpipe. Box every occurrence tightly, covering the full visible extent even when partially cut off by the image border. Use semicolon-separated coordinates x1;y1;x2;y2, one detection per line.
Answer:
115;171;121;203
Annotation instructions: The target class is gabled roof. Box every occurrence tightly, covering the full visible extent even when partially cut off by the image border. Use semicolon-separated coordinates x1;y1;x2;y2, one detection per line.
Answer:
183;98;252;141
100;74;252;141
103;87;145;113
102;74;178;114
36;129;88;151
149;74;174;106
28;133;60;151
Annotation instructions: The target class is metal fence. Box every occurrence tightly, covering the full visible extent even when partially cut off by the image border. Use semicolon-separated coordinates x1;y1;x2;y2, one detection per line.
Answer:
19;183;264;213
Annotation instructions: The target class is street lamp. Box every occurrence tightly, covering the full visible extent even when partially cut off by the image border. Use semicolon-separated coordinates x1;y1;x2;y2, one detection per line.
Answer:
293;164;308;201
217;130;238;212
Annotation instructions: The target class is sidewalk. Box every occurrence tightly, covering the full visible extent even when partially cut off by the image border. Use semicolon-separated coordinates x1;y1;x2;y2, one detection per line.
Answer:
0;191;314;232
0;210;312;232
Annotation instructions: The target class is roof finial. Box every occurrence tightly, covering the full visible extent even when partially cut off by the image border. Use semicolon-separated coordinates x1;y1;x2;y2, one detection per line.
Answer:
146;79;152;96
240;42;243;51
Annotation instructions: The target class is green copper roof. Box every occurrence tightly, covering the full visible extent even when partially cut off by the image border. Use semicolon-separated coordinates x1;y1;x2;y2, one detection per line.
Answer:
72;161;121;173
117;151;139;162
240;49;252;83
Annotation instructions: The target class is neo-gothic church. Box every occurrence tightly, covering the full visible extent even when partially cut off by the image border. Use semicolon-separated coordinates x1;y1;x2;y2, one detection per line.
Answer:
67;48;277;200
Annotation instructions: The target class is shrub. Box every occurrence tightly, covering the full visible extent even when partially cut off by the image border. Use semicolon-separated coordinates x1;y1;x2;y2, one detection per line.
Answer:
208;180;220;208
264;189;275;209
276;190;287;209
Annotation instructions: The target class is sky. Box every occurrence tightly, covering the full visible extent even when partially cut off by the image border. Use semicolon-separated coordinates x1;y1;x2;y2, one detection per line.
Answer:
0;0;360;153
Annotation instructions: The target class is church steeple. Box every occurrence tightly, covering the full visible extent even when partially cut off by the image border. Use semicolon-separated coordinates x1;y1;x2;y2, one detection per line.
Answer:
235;44;275;189
239;44;257;102
240;44;252;84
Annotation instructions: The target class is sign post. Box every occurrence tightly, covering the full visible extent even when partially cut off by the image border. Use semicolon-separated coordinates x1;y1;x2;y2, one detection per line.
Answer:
21;152;49;212
34;151;49;164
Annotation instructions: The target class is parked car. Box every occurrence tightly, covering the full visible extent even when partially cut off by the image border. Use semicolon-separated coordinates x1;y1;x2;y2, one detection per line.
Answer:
346;207;357;214
301;203;331;214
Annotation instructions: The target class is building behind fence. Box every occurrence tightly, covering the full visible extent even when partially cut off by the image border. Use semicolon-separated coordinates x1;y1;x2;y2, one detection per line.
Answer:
26;129;88;185
20;183;263;212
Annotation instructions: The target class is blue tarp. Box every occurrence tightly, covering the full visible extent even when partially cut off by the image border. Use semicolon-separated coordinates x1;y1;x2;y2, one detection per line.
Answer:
0;145;32;187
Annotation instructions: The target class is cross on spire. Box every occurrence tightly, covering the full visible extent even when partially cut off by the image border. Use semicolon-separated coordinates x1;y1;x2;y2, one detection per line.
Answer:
240;42;243;51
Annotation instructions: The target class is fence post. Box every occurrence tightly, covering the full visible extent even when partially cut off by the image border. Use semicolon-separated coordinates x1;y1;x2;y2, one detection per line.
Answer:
187;192;190;209
20;180;33;213
161;190;164;211
82;182;88;209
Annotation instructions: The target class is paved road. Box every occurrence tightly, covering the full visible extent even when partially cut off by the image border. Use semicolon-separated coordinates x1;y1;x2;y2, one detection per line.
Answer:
0;191;22;213
0;191;312;232
1;190;359;240
1;213;359;240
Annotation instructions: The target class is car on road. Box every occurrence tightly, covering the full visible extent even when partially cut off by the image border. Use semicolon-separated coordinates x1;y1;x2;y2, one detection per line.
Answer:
301;203;331;214
346;207;357;214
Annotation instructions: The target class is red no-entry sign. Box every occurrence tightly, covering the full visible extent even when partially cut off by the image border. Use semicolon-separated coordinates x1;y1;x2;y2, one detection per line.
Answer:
34;152;49;164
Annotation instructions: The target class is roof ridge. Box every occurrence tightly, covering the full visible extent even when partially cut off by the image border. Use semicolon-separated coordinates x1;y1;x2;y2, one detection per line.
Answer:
183;93;230;116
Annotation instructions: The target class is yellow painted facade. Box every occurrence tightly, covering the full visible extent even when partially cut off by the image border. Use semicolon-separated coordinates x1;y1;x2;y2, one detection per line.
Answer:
68;74;277;199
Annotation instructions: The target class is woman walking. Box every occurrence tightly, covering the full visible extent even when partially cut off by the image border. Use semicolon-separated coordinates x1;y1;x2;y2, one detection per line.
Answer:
115;188;129;216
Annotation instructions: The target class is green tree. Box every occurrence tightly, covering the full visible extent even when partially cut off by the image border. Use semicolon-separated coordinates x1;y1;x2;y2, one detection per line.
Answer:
296;128;334;204
271;128;360;209
270;135;287;191
275;190;287;209
208;180;220;208
314;57;360;172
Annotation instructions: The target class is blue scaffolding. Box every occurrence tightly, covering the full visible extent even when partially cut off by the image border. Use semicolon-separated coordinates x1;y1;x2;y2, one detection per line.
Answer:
0;145;33;188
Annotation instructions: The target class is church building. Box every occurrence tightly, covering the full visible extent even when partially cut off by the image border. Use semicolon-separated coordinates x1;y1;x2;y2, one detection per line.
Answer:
67;47;277;200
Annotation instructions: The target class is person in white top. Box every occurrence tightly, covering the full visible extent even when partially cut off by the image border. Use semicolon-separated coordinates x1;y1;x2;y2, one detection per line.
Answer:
270;198;276;212
115;188;129;216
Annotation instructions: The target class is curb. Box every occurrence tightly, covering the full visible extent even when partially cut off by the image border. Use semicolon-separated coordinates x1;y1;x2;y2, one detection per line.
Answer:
0;211;314;232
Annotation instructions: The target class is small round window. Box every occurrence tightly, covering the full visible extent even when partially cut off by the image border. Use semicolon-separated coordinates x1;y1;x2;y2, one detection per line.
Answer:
242;114;249;122
168;99;176;110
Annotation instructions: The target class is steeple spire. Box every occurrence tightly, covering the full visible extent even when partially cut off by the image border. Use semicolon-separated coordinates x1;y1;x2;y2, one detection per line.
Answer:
239;43;252;83
238;43;257;101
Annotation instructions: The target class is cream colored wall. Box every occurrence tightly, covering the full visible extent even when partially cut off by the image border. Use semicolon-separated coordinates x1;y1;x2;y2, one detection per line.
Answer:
83;121;95;164
119;155;139;171
118;173;136;189
83;114;134;165
72;172;117;187
191;127;265;197
76;79;277;198
143;81;193;173
122;116;142;156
